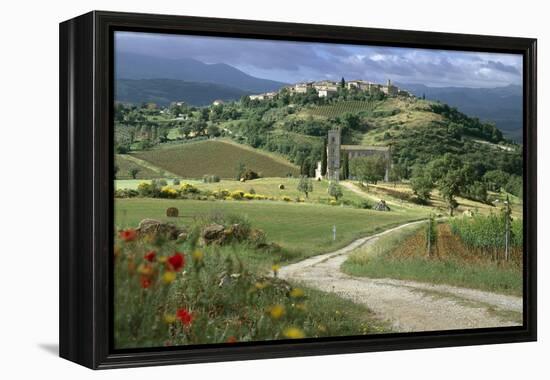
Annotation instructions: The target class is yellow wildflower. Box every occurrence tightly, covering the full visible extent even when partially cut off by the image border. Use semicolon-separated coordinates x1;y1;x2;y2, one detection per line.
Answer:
163;314;176;324
294;303;307;312
271;264;281;275
268;304;285;319
289;288;305;298
162;271;177;284
137;263;153;276
255;281;267;290
283;327;305;339
158;256;168;263
192;250;204;262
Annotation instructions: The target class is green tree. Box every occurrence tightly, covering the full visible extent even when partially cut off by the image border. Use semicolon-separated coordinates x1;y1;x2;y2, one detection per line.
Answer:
327;182;343;200
128;167;140;179
483;169;510;192
349;155;387;188
340;77;346;89
207;124;221;137
341;153;349;180
297;175;314;198
235;161;246;180
321;139;328;176
410;166;434;203
388;163;406;187
428;154;473;216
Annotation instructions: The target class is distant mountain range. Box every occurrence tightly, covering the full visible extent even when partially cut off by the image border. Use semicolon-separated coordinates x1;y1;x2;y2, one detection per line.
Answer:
116;79;248;107
115;52;287;93
399;83;522;142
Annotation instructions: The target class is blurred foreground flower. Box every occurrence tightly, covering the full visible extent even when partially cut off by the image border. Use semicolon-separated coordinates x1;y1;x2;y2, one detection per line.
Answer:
163;314;176;324
119;229;137;242
268;304;285;320
271;264;280;276
192;250;204;262
162;271;177;284
289;288;305;298
168;252;185;271
144;251;156;262
140;276;152;289
176;308;193;326
283;327;305;339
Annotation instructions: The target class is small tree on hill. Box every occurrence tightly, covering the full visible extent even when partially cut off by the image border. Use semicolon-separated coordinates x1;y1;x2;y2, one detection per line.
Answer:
129;167;140;179
328;182;343;200
297;175;314;198
410;167;434;203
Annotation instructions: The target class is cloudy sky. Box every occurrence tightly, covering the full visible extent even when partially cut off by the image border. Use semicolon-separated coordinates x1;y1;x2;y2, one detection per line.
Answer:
116;32;522;88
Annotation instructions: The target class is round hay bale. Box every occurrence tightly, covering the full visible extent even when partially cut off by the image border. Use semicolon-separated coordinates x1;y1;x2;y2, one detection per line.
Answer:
166;207;179;217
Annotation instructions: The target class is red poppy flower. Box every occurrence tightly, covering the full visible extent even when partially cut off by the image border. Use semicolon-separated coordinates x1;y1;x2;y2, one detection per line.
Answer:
167;252;185;272
140;276;152;289
119;229;137;242
176;308;193;326
144;250;156;262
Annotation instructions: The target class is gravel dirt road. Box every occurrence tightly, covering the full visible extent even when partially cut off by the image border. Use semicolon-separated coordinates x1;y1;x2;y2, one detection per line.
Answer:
278;221;523;332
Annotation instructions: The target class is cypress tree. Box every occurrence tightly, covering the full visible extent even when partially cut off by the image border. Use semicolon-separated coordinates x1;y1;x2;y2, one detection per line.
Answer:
342;153;349;180
321;138;328;176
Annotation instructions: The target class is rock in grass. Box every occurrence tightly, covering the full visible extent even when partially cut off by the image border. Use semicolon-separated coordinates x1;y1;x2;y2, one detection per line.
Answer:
136;218;181;240
201;223;226;245
373;200;391;211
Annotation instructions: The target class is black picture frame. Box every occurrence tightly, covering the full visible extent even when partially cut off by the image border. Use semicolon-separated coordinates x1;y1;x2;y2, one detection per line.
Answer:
59;10;537;369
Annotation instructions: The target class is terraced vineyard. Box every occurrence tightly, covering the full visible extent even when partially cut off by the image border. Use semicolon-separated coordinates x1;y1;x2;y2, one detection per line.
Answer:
304;100;378;118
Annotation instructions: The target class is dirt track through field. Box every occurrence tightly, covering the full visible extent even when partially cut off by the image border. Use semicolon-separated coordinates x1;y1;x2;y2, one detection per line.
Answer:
278;221;523;332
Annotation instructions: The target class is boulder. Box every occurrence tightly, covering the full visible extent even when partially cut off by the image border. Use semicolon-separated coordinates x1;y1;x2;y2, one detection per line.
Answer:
136;218;181;240
201;223;226;245
373;200;391;211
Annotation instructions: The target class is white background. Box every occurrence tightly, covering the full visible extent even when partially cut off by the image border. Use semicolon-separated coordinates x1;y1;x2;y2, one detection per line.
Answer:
0;0;546;378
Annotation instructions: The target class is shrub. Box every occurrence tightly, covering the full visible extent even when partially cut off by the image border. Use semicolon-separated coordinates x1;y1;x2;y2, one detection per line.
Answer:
243;193;255;200
241;169;260;180
172;178;181;185
160;186;178;199
230;190;244;200
114;188;139;198
279;184;285;190
180;183;199;194
248;188;256;194
137;182;154;197
203;174;221;183
281;196;292;202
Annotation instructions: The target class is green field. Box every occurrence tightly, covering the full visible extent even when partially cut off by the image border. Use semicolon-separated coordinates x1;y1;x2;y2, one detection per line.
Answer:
131;139;300;179
115;197;427;265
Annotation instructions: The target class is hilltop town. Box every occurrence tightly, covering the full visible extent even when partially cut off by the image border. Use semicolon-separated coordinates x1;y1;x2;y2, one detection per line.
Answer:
249;79;412;100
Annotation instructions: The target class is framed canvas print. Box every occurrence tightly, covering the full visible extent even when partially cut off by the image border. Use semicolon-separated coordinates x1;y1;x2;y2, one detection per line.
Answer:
59;11;537;369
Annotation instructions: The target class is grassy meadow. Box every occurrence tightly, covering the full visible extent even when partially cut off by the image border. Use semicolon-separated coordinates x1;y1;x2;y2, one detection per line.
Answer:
115;197;427;270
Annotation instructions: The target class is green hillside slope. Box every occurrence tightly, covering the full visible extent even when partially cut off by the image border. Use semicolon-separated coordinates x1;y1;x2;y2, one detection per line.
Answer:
131;139;300;179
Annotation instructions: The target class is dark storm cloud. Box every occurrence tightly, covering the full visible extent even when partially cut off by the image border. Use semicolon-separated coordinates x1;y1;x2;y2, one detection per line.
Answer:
115;32;522;88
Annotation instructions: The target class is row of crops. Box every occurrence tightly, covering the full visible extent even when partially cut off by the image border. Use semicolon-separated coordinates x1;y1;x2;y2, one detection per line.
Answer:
305;100;378;118
449;213;523;251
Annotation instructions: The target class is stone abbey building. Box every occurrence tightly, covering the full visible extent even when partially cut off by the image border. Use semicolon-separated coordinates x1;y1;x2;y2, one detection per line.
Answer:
316;128;391;181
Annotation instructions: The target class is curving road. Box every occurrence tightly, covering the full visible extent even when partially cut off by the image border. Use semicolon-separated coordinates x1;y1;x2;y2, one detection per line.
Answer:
278;221;523;332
